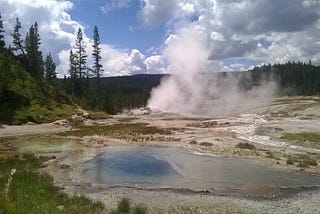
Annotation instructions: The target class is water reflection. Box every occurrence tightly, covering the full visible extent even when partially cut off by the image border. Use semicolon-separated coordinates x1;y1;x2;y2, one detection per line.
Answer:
84;146;320;190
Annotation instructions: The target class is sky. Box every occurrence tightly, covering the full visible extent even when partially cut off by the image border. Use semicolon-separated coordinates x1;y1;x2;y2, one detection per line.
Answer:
1;0;320;77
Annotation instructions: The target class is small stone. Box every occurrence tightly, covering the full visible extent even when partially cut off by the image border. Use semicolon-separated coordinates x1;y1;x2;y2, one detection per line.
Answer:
60;164;70;169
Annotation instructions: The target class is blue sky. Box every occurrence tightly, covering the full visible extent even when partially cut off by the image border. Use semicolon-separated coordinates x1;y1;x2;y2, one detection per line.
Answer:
70;0;166;53
1;0;320;77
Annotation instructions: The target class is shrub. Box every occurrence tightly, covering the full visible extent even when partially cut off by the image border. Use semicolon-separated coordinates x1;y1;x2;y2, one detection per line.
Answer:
236;143;256;150
200;142;213;146
189;140;198;145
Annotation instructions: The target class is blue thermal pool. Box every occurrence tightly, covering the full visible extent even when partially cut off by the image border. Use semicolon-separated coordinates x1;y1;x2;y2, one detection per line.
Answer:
83;146;320;190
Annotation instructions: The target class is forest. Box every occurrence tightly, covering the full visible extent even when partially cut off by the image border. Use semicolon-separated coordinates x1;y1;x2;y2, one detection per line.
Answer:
0;13;320;123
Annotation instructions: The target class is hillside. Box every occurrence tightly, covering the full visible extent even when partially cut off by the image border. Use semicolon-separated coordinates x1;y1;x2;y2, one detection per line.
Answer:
0;50;76;124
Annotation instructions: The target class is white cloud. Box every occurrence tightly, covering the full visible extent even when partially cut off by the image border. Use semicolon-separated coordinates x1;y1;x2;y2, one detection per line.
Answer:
1;0;167;77
139;0;320;68
2;0;320;79
145;55;166;74
138;0;177;27
210;32;225;41
1;0;79;65
100;0;131;14
99;46;166;76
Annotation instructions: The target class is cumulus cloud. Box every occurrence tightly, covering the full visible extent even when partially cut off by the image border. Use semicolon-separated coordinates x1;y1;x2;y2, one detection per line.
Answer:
97;46;166;76
1;0;167;77
139;0;320;67
1;0;320;79
1;0;80;67
138;0;177;27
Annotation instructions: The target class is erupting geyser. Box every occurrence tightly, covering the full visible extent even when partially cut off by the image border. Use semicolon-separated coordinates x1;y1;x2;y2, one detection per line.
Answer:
147;24;277;116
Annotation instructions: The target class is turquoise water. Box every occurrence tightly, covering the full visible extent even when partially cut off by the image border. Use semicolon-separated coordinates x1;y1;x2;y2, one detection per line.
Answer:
83;146;320;190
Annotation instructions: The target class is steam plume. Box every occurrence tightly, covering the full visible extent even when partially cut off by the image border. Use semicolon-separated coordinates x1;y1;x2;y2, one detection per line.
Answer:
147;24;277;116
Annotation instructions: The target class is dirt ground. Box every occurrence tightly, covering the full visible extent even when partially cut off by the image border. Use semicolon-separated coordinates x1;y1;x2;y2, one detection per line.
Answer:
1;96;320;213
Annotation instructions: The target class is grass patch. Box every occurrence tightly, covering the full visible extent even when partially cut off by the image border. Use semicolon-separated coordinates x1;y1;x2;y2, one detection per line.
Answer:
118;117;138;123
265;151;275;158
236;143;256;150
286;154;318;168
281;132;320;145
11;101;77;125
87;111;111;120
187;121;218;128
111;197;147;214
0;154;104;213
61;123;172;142
286;157;294;165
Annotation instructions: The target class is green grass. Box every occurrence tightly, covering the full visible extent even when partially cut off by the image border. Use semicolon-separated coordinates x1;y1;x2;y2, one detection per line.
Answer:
0;154;104;214
111;197;147;214
62;123;172;138
10;101;77;125
286;154;318;167
118;117;139;123
87;111;111;120
281;132;320;145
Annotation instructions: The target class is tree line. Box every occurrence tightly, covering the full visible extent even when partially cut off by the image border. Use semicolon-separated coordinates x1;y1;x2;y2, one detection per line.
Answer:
242;61;320;95
1;11;320;120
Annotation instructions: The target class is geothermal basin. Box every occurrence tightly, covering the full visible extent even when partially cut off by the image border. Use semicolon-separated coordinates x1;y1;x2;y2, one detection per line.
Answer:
83;146;320;191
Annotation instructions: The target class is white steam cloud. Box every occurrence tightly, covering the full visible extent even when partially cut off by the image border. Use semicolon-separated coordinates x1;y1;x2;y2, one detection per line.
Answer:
147;24;277;116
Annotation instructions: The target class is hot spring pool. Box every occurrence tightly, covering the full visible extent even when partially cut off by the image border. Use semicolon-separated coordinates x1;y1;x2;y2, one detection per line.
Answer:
14;137;80;153
83;146;320;190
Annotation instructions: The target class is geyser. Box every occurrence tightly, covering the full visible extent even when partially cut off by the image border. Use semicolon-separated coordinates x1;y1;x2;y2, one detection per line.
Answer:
147;24;277;116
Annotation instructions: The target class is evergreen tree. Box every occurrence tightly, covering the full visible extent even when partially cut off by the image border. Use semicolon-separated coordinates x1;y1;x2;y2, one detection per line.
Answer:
92;26;103;79
68;50;77;78
68;49;77;95
44;52;56;82
73;28;87;97
92;25;103;108
25;22;43;79
74;28;87;79
11;17;24;55
0;12;5;48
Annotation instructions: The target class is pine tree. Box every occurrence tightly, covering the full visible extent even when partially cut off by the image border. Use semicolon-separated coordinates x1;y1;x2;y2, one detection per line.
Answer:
92;26;103;79
74;28;87;79
11;17;24;55
68;49;77;95
0;12;5;48
44;52;56;82
92;25;103;108
25;22;43;79
68;50;77;78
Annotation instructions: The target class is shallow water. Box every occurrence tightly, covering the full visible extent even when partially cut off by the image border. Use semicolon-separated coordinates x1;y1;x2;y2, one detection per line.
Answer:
84;146;320;190
14;137;80;153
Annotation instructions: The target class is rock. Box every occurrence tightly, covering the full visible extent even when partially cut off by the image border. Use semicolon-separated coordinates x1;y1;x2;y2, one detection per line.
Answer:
71;115;84;123
60;164;71;169
26;121;35;125
76;112;83;116
198;188;214;195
